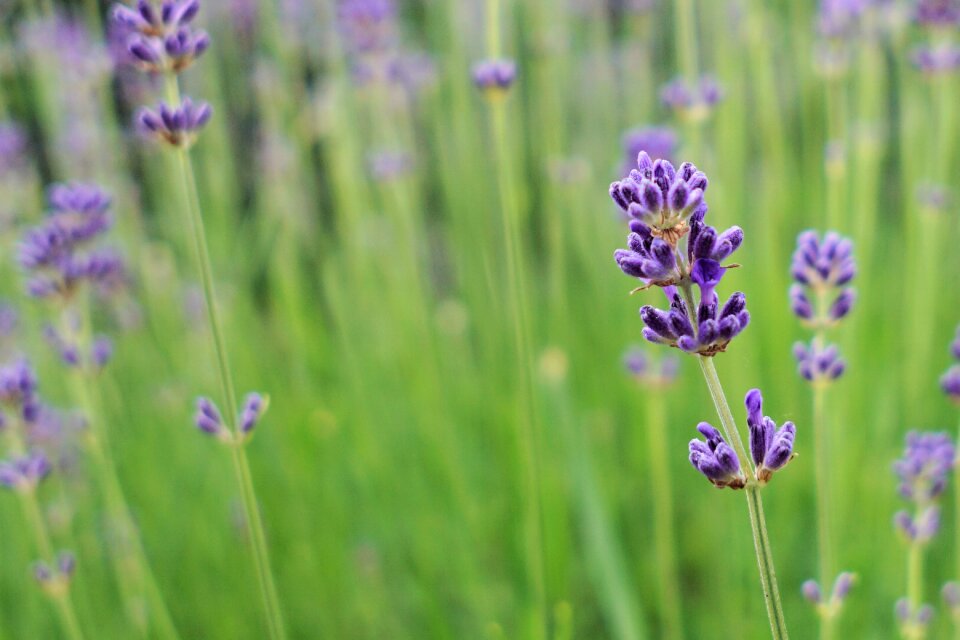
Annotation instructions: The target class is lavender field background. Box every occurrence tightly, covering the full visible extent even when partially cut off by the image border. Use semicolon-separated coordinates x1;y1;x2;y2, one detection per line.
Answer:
1;0;960;638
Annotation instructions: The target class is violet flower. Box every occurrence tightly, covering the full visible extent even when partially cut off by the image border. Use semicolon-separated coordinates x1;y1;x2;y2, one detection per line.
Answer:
620;126;676;175
0;452;52;492
745;389;797;484
472;59;517;93
793;340;846;383
915;0;960;28
195;393;268;444
789;230;856;329
660;75;723;122
137;98;213;148
623;346;679;387
688;422;745;489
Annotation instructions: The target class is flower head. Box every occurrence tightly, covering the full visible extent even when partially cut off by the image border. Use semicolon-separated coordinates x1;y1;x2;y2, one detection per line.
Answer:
915;0;960;28
942;365;960;404
660;75;723;122
111;0;200;37
745;389;797;484
472;59;517;94
894;431;955;503
896;599;934;638
137;98;212;147
793;340;846;384
689;422;745;489
195;392;267;443
623;346;679;386
337;0;397;54
0;452;52;492
790;230;856;329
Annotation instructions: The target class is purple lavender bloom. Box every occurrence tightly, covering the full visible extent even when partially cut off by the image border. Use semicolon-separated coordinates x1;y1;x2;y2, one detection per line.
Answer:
367;150;413;181
0;452;52;491
0;360;39;412
0;121;28;174
941;365;960;403
951;326;960;360
894;431;955;503
126;25;210;73
137;98;212;147
915;0;960;28
57;551;76;578
239;393;264;434
620;127;677;174
911;43;960;74
660;75;724;121
817;0;867;38
194;397;226;437
790;230;856;328
472;59;517;93
802;580;823;604
793;340;846;383
943;582;960;616
337;0;397;54
0;303;17;339
689;422;745;489
111;0;200;36
91;337;113;369
832;572;855;603
895;506;942;543
896;599;935;637
744;389;797;483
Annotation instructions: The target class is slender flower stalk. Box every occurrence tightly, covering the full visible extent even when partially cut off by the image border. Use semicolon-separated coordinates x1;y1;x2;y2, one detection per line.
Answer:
789;230;856;639
112;2;287;637
893;431;954;640
940;325;960;639
477;1;546;636
17;183;178;638
611;151;791;638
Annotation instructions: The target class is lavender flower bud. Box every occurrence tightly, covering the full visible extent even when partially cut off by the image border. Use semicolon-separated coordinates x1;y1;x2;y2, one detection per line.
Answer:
950;325;960;360
688;422;745;489
802;580;822;604
623;347;679;387
790;230;856;327
33;561;53;585
793;340;846;383
660;75;724;122
194;396;226;438
941;365;960;403
744;389;797;483
92;337;113;369
57;551;76;578
239;392;265;434
621;127;676;174
831;572;855;604
472;59;517;94
828;289;855;321
137;98;212;148
0;452;52;492
943;582;960;616
894;431;955;503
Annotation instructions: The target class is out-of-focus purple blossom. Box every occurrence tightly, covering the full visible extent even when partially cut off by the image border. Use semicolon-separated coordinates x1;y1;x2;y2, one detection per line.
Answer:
915;0;960;28
0;303;17;339
337;0;397;54
916;182;953;213
688;422;745;489
911;43;960;74
0;359;39;413
91;337;113;369
793;340;846;383
239;393;265;434
802;580;823;604
744;389;797;483
817;0;868;38
111;0;200;36
137;98;212;147
620;126;677;175
895;506;942;543
789;230;856;328
126;25;210;73
894;431;955;503
941;365;960;404
472;59;517;93
43;326;80;368
195;397;225;437
0;452;52;492
803;572;857;616
623;346;679;386
896;599;935;639
950;326;960;360
367;150;413;181
660;75;723;121
943;582;960;617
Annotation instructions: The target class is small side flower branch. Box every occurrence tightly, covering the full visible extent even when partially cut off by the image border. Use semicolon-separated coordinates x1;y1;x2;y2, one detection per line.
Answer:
610;151;793;639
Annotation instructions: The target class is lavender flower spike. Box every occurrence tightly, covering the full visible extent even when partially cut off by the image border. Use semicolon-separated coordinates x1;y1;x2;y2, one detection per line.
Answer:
894;431;955;503
941;365;960;404
689;422;745;489
793;340;846;384
0;452;52;492
239;392;267;434
789;230;856;328
472;59;517;94
137;98;212;148
196;393;268;442
744;389;797;484
195;396;228;440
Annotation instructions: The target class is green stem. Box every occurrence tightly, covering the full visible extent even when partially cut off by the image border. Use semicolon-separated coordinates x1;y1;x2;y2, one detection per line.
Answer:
812;380;834;640
644;394;684;640
697;356;790;640
166;74;287;640
906;542;925;640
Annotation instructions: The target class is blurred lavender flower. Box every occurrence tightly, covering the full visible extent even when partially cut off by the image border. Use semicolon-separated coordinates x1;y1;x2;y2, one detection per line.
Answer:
0;359;39;416
620;126;676;175
472;59;517;94
0;303;17;339
894;431;955;503
789;230;856;328
337;0;397;54
911;42;960;74
915;0;960;28
660;75;723;122
688;422;745;489
0;452;52;492
944;582;960;619
195;393;268;444
137;99;213;147
19;183;126;302
793;340;846;383
942;366;960;403
803;572;856;618
0;121;28;174
896;599;935;636
32;550;76;596
744;389;797;483
367;150;414;181
623;346;679;387
814;0;869;75
951;326;960;360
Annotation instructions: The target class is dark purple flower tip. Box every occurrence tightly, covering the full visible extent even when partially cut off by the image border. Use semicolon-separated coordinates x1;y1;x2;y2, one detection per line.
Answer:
0;359;39;409
639;306;677;341
691;258;726;290
789;284;813;320
623;348;647;377
828;289;855;321
239;392;265;434
831;572;855;604
0;452;51;491
57;551;76;577
745;388;763;427
794;339;846;384
137;98;212;147
33;561;53;584
943;582;960;611
92;337;113;369
194;396;225;436
689;422;744;489
712;226;744;261
894;510;915;539
472;59;517;93
944;365;960;402
802;580;822;604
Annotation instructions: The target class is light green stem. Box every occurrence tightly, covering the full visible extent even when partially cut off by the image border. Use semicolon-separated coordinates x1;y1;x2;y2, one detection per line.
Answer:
906;542;925;640
644;394;684;640
165;71;287;639
697;355;790;640
812;379;834;640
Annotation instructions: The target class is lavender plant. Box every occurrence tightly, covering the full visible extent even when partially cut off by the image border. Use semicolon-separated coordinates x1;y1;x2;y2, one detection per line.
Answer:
893;431;954;639
789;230;856;638
17;182;177;637
112;1;286;637
940;324;960;638
611;151;792;638
0;359;84;640
623;347;683;639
